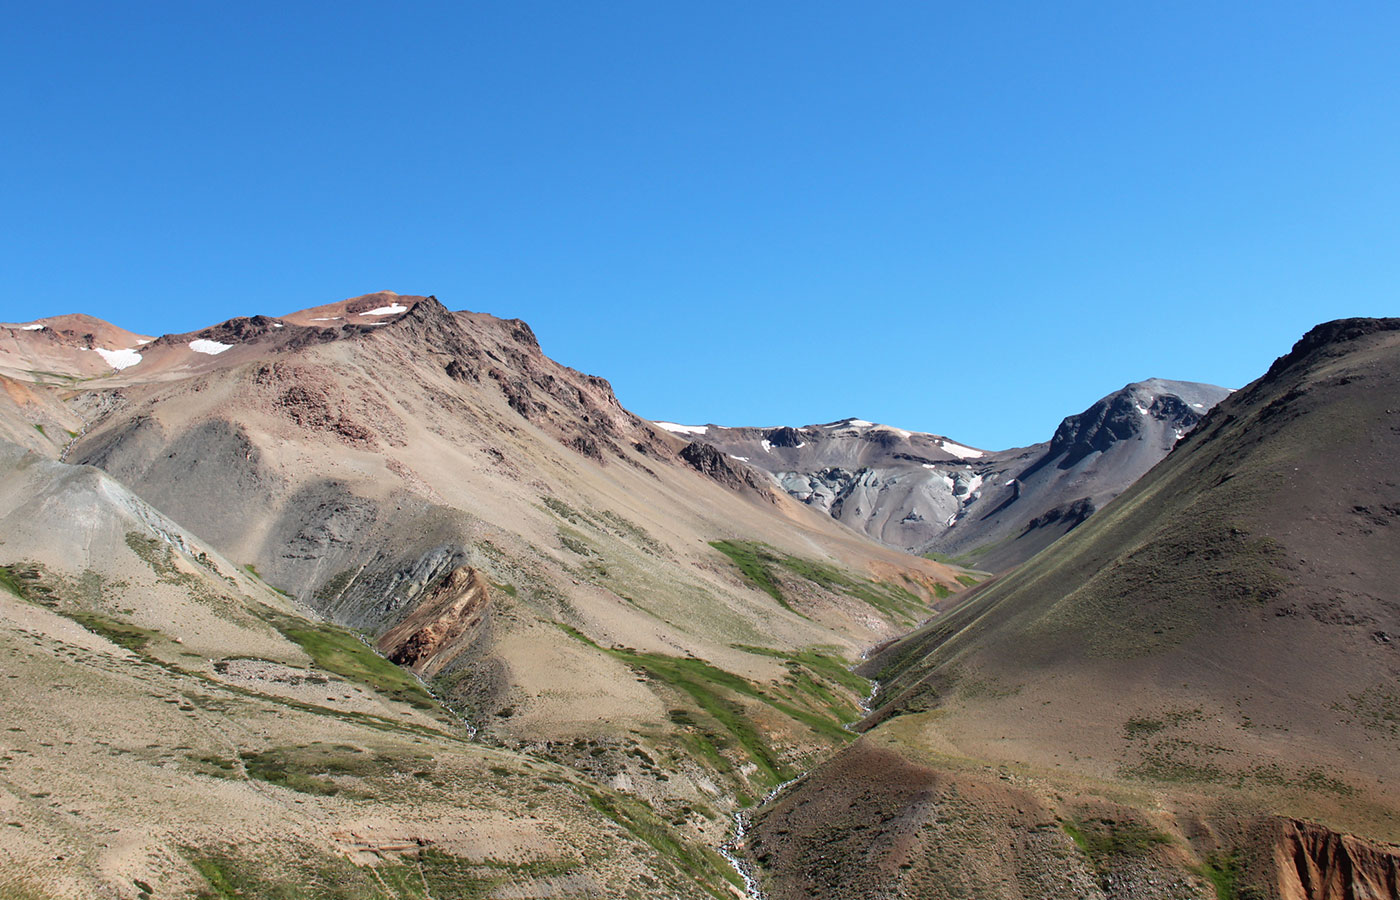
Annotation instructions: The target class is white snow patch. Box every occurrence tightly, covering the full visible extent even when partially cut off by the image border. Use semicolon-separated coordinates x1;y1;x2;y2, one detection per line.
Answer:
938;440;984;459
311;316;341;321
1191;402;1204;408
136;339;151;344
795;441;806;449
847;419;874;428
731;456;749;462
189;339;232;355
1134;403;1150;416
21;323;45;331
364;303;408;316
1004;479;1016;486
272;322;284;328
946;513;958;527
760;440;772;453
90;347;142;370
655;422;708;435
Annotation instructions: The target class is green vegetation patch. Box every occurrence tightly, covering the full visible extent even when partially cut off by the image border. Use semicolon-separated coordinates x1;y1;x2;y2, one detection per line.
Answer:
709;540;786;607
1062;817;1172;873
542;498;666;557
1194;851;1242;900
559;625;855;791
1123;716;1165;739
710;540;927;623
185;842;581;900
237;742;426;797
0;565;25;599
1335;684;1400;737
732;644;870;725
578;786;741;898
68;611;163;652
1121;737;1228;784
254;606;439;712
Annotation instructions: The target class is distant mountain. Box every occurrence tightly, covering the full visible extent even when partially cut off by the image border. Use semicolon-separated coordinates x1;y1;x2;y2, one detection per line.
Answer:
747;319;1400;899
664;378;1232;570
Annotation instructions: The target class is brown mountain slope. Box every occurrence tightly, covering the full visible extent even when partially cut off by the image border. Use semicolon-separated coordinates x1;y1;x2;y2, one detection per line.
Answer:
0;291;967;888
0;441;754;899
746;318;1400;899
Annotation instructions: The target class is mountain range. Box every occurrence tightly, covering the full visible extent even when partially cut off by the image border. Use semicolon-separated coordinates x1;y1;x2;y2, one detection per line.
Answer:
662;377;1231;571
0;295;1395;900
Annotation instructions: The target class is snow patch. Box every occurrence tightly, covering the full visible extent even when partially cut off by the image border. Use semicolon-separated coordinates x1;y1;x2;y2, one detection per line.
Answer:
760;440;772;453
939;440;983;459
946;513;958;526
189;339;232;355
21;323;45;331
136;339;151;344
1191;402;1204;409
90;347;142;370
364;303;408;316
1134;403;1150;416
731;456;749;462
655;422;708;435
271;322;284;328
795;441;806;449
311;316;341;321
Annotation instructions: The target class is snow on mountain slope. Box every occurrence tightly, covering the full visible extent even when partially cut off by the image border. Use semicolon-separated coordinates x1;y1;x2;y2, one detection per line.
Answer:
672;378;1232;570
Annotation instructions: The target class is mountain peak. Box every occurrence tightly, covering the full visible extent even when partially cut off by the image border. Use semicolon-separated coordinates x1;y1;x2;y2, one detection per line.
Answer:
1262;316;1400;383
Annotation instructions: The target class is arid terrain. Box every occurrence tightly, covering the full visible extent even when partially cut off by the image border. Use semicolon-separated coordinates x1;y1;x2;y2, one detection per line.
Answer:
749;319;1400;898
1;298;1396;899
0;293;966;899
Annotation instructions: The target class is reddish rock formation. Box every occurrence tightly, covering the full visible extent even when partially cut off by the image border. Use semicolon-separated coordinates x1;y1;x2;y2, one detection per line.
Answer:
377;566;491;679
1272;819;1400;900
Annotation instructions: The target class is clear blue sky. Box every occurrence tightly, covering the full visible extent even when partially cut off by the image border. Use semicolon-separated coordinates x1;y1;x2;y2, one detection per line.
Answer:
3;2;1396;449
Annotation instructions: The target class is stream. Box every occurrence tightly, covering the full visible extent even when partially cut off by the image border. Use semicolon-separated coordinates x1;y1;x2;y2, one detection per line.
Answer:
716;652;883;898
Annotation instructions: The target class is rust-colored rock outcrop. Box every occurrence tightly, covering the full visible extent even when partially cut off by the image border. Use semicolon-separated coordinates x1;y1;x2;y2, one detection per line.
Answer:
377;566;491;679
1271;818;1400;900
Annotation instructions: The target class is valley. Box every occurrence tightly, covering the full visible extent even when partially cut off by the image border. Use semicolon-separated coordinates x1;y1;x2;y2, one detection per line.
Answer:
0;297;1396;899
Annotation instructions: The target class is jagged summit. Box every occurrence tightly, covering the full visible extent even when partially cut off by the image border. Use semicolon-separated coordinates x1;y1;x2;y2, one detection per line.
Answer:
673;377;1231;569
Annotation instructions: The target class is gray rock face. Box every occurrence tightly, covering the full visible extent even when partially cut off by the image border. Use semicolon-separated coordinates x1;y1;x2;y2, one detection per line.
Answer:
659;379;1232;570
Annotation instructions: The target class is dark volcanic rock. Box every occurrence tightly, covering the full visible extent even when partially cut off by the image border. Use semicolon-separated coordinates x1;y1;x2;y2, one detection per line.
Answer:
765;426;805;448
680;441;772;499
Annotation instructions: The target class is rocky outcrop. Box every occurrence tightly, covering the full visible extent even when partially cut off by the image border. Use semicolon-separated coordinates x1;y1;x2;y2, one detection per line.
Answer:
1271;819;1400;900
679;441;773;500
377;566;491;679
670;380;1230;567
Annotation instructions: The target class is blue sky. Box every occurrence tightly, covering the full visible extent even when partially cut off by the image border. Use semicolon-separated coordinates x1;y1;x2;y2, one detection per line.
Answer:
3;2;1396;449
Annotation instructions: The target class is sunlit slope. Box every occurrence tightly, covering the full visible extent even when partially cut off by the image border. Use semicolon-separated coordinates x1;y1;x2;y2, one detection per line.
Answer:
0;292;965;862
0;441;753;899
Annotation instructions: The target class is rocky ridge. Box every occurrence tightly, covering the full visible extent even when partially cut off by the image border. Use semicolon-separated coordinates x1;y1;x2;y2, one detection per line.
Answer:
666;378;1231;570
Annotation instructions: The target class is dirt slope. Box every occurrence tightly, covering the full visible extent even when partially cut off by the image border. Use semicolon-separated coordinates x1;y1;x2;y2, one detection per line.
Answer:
0;440;753;900
0;291;969;897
